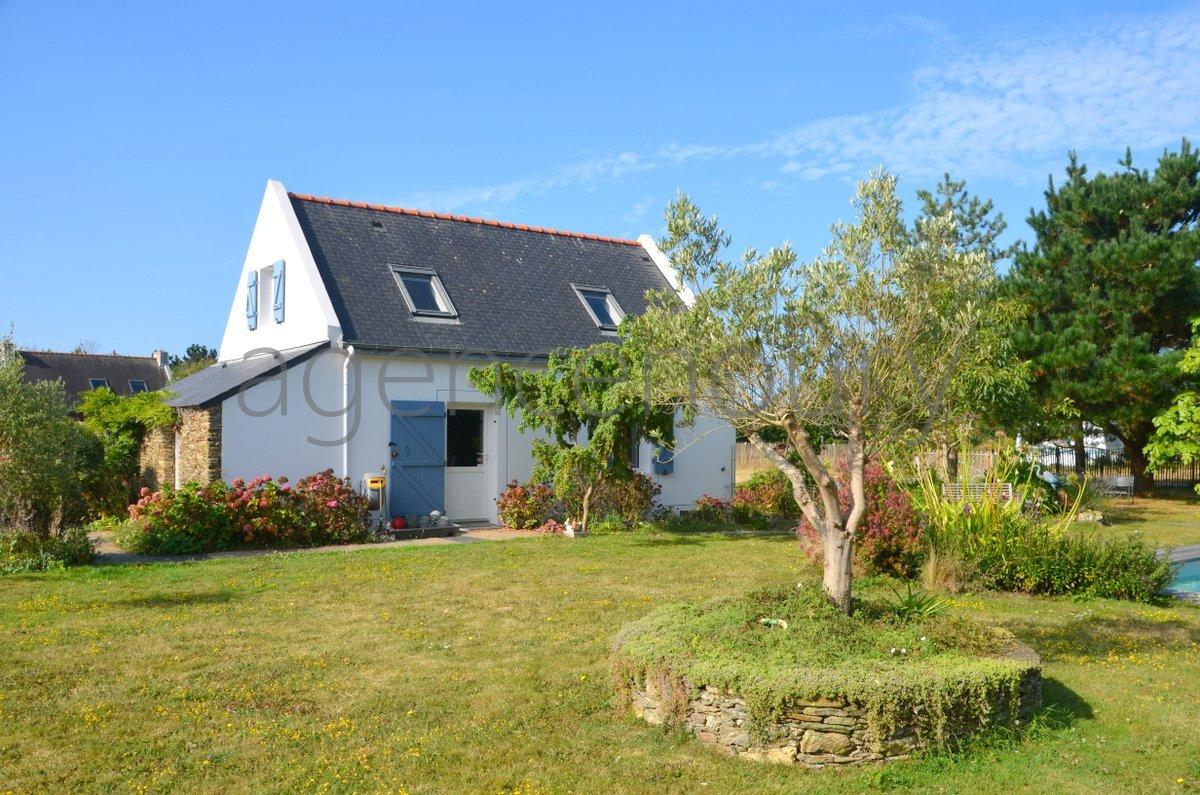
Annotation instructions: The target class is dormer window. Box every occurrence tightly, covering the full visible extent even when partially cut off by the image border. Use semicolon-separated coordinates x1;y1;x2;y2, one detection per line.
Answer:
573;285;623;331
129;380;149;394
391;266;457;318
89;378;109;389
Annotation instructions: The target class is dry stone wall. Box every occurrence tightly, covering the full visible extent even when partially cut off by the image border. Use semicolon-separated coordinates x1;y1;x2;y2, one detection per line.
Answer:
628;656;1041;768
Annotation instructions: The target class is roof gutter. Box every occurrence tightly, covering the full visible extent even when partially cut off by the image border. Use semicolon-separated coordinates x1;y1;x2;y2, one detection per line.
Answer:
341;342;554;364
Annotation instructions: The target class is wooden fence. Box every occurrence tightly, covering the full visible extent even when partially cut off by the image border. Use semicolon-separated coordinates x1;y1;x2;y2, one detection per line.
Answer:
734;441;1200;488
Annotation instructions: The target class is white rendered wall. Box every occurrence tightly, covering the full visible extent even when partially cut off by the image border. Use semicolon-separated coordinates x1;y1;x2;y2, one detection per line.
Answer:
640;412;735;510
219;347;344;482
217;349;736;521
218;180;340;362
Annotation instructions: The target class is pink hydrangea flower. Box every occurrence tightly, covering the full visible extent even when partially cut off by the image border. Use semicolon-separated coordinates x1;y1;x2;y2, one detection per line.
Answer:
327;500;338;508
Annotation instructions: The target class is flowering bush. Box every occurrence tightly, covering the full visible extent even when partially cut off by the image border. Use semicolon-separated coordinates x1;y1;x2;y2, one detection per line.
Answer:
292;470;372;545
797;461;924;577
496;479;556;529
730;468;800;524
591;473;661;528
121;471;371;555
693;494;730;520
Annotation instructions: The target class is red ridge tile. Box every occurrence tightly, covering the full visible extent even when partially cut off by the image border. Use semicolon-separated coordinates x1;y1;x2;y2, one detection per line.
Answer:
288;192;641;246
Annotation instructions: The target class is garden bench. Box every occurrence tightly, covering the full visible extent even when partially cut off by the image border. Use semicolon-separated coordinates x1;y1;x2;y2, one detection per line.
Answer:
941;481;1015;502
1100;475;1135;503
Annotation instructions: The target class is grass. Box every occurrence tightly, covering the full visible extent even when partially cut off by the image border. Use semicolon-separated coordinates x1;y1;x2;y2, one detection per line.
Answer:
1;514;1199;792
1091;490;1200;549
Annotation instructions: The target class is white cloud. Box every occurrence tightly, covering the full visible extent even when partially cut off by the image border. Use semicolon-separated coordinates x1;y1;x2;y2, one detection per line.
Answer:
765;7;1200;183
399;7;1200;211
397;151;651;212
622;197;654;225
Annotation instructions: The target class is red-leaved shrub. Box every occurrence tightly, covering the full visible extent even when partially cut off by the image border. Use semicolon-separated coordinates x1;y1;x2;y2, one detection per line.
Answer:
591;472;661;527
796;461;924;576
496;479;555;529
730;468;800;523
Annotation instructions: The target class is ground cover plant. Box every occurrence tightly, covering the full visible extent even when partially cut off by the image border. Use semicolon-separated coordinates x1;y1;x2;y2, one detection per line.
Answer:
612;584;1032;745
0;498;1198;792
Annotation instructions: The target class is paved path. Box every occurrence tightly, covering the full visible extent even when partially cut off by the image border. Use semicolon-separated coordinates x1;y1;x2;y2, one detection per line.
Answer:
1167;543;1200;563
89;527;538;565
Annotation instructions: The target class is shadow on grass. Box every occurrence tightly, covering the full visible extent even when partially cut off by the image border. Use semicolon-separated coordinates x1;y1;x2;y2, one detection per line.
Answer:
1001;610;1200;661
1040;676;1093;725
115;588;238;608
631;529;796;548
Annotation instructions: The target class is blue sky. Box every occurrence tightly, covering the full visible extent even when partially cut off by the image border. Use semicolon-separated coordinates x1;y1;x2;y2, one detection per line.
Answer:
2;1;1197;356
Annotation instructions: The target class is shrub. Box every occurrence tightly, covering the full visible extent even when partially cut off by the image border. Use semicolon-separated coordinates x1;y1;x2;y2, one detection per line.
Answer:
496;479;555;529
0;526;93;574
77;387;175;518
126;481;235;554
914;468;1172;602
592;473;661;528
797;461;924;577
535;519;567;535
121;471;372;555
730;468;799;523
291;470;372;545
692;494;730;521
0;339;96;533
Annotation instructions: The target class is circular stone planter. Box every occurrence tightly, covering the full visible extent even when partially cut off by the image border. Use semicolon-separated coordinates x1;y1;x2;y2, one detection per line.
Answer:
612;601;1042;769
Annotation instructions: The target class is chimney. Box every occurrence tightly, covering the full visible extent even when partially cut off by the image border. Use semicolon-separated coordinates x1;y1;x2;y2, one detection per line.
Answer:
152;350;169;369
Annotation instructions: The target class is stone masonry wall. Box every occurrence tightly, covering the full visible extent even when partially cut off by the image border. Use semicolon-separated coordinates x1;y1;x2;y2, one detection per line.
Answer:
176;406;222;484
138;425;175;491
629;663;1041;768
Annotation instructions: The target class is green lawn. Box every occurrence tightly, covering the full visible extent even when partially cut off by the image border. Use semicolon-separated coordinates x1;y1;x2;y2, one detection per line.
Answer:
1093;490;1200;549
2;511;1199;792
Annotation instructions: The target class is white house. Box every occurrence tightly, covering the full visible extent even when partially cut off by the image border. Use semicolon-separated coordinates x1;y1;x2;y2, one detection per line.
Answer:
166;180;735;524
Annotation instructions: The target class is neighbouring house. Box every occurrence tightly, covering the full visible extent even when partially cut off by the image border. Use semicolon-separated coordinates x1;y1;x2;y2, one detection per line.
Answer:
19;349;170;401
166;180;735;523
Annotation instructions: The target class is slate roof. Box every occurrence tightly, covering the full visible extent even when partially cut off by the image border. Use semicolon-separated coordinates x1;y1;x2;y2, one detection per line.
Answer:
288;193;678;356
166;343;327;409
19;350;167;401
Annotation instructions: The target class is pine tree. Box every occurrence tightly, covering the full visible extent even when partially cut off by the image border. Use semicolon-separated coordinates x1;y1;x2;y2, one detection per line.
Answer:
1006;142;1200;491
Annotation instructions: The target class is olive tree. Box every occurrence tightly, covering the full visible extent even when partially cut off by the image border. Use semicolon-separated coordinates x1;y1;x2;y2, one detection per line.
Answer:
627;172;987;612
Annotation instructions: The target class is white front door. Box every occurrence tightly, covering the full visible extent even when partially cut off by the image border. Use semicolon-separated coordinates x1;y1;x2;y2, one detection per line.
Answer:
444;406;490;521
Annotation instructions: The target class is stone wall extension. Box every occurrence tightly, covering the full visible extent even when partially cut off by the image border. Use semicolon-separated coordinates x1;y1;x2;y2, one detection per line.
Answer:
628;658;1041;768
176;406;222;484
138;425;175;491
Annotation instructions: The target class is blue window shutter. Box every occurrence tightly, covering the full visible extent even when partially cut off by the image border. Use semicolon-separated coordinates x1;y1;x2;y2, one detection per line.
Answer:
272;260;286;323
653;444;674;475
245;270;259;330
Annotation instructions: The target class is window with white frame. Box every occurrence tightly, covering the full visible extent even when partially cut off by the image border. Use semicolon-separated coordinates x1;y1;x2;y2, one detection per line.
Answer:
129;379;149;393
573;285;624;331
391;266;457;318
89;378;109;389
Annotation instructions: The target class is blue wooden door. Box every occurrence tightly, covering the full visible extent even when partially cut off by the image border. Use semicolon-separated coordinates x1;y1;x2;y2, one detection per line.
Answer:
389;400;446;517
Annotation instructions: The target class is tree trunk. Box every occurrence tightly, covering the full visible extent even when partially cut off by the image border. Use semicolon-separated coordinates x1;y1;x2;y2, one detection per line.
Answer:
1073;432;1087;480
821;528;854;613
1126;440;1155;494
946;445;960;483
579;482;594;533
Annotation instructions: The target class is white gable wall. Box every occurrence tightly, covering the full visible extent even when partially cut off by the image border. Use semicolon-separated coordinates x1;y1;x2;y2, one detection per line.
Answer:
218;180;341;362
